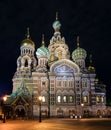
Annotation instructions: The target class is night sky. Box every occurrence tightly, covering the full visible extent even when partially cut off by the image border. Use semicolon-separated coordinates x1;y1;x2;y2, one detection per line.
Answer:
0;0;111;100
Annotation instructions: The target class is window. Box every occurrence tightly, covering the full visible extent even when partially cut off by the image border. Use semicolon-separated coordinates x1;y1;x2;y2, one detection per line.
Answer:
63;96;67;103
51;84;54;87
51;88;54;91
51;80;54;83
42;96;46;102
69;96;73;103
83;96;88;103
96;96;100;103
57;96;61;103
82;82;87;87
25;59;28;67
50;94;54;97
101;97;104;103
57;81;61;87
69;81;73;87
63;81;67;87
42;81;46;87
51;98;54;101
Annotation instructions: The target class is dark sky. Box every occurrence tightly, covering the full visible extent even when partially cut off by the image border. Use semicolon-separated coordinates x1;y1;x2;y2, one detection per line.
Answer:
0;0;111;98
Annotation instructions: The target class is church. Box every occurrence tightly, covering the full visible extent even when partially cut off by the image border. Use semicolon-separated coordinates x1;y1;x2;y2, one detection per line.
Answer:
5;14;107;118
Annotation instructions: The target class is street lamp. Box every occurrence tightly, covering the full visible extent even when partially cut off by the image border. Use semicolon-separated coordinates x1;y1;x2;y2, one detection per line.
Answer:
3;96;7;123
38;96;42;122
81;103;84;118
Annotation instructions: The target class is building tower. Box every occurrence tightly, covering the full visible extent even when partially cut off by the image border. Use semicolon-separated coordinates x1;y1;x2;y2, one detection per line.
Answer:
72;36;87;68
48;13;70;66
36;34;50;72
12;28;37;93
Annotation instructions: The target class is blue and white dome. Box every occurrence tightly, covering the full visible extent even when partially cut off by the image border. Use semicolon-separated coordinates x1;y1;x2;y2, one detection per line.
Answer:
36;45;50;58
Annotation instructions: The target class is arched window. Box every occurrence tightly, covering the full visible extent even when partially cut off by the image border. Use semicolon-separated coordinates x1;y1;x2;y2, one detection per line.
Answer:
25;59;28;67
63;96;67;103
57;96;61;103
69;81;73;87
42;96;46;102
26;49;28;53
69;96;73;103
83;96;88;103
96;96;100;103
101;97;104;103
63;81;67;87
57;80;61;87
42;81;46;87
82;78;88;87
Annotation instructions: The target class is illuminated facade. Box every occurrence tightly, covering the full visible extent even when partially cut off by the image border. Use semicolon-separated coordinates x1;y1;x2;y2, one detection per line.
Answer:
6;16;106;118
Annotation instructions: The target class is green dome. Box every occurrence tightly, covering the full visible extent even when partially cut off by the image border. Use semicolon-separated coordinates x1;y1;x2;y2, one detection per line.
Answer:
72;47;87;61
36;45;50;58
21;38;35;47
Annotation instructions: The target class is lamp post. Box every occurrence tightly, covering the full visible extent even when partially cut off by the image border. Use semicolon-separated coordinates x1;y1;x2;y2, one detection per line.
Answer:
38;96;42;122
81;103;84;118
3;96;7;123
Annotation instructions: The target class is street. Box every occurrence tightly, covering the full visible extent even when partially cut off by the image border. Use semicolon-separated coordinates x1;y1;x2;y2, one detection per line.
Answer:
0;118;111;130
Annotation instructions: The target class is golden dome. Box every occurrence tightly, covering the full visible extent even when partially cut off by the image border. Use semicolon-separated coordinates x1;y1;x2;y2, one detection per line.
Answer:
21;27;35;47
21;38;35;47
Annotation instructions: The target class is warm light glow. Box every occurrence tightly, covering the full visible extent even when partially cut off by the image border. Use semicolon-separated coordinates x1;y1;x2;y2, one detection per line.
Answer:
3;96;7;101
81;103;84;107
39;96;42;101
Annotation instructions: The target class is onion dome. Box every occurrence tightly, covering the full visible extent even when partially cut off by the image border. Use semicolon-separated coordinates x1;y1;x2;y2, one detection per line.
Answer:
72;36;87;61
36;34;50;58
52;12;61;32
21;28;35;47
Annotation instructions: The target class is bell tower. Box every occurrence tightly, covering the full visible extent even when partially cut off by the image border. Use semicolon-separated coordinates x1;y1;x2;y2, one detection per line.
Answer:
12;28;37;93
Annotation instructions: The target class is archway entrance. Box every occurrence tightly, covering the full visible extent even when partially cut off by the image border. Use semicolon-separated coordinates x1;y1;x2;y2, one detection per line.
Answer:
97;110;101;117
57;108;64;117
15;105;26;119
84;110;89;117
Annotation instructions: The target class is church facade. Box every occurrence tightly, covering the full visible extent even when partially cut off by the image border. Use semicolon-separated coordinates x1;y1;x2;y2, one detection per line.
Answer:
5;16;107;118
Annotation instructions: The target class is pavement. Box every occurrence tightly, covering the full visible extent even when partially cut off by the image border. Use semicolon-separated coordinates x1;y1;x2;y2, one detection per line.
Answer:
0;118;111;130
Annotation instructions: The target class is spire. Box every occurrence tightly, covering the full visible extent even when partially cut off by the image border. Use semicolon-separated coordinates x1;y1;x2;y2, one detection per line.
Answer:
26;27;30;39
41;34;45;46
88;54;95;72
77;36;80;47
89;54;93;65
56;12;58;21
